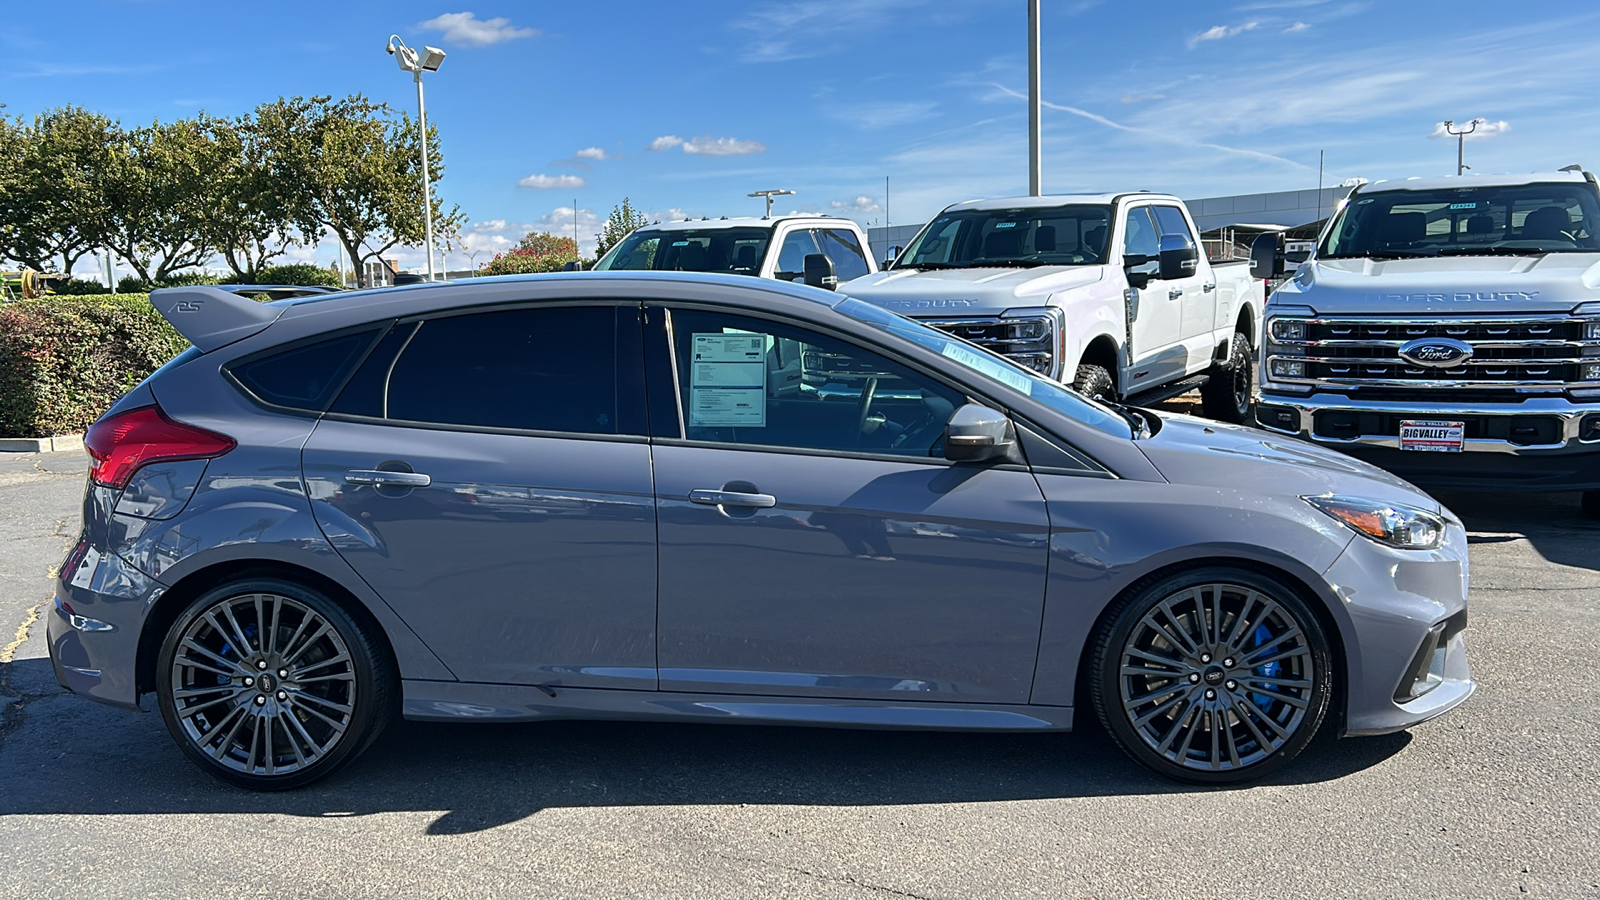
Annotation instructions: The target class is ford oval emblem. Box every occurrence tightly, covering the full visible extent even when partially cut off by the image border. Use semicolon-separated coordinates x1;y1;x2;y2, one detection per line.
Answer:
1398;337;1473;368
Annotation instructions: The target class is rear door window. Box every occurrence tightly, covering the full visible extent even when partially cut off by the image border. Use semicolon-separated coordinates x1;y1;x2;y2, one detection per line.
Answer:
1149;205;1196;243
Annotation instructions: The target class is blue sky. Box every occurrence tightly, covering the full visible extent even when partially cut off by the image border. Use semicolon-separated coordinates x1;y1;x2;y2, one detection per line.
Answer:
4;1;1599;271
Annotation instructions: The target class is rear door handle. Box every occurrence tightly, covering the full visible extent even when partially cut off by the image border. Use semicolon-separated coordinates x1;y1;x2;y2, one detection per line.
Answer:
345;470;432;488
689;489;776;508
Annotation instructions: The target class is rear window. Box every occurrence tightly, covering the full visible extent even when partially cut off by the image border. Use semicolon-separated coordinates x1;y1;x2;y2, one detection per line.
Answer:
228;331;378;412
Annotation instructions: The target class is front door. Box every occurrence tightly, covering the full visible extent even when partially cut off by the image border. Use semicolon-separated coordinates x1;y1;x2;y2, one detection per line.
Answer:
1122;205;1187;390
647;305;1051;704
301;304;658;690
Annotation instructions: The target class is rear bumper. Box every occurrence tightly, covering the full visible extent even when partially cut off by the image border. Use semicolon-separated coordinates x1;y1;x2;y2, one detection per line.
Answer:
1257;390;1600;491
47;546;162;711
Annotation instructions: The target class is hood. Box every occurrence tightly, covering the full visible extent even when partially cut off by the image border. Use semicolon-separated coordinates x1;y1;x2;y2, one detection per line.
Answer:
1276;254;1600;316
843;265;1105;316
1136;413;1442;513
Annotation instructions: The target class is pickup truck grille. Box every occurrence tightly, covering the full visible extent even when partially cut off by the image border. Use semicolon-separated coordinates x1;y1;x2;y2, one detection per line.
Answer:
1269;315;1600;390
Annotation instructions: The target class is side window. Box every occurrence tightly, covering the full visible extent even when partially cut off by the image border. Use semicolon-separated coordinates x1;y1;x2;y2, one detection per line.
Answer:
1122;207;1161;259
1149;205;1196;244
229;329;379;412
774;229;820;281
668;308;964;458
368;306;641;436
821;229;870;281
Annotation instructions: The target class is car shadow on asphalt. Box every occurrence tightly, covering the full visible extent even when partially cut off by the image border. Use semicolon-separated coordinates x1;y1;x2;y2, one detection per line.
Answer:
0;657;1412;833
1433;489;1600;573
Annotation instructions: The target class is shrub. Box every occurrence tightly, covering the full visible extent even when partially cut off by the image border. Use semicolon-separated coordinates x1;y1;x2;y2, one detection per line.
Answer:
45;277;114;296
116;271;222;293
480;247;575;277
0;294;188;437
248;263;344;288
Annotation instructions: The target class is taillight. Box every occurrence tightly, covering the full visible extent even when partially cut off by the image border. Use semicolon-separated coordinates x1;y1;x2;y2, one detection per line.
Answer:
83;405;235;489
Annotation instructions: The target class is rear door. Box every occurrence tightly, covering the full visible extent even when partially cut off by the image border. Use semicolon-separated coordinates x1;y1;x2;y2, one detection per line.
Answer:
301;302;659;690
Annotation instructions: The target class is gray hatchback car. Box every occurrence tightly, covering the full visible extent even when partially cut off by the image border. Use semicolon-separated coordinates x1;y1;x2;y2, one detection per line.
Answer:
50;272;1474;790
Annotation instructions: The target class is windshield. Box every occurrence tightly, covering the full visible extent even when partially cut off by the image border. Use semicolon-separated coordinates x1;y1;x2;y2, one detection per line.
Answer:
891;204;1113;270
593;227;773;274
837;298;1131;439
1320;182;1600;258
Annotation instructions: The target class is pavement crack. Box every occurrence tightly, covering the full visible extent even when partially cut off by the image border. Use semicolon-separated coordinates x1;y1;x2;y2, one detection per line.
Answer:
716;854;938;899
0;599;43;666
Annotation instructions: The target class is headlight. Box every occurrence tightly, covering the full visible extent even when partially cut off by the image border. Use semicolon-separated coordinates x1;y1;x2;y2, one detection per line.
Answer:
1269;358;1306;378
1585;321;1600;341
1304;495;1445;550
1269;318;1308;342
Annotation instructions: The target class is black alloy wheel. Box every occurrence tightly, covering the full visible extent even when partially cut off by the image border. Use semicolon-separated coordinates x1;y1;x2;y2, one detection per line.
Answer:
156;577;395;790
1200;332;1254;424
1090;567;1332;784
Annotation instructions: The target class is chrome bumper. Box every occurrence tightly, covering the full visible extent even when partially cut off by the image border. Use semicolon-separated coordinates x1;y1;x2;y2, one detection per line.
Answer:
1256;390;1600;454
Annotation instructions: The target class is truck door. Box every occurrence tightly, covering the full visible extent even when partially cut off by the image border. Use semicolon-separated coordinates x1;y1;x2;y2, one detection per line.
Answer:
1122;206;1186;391
1150;204;1214;368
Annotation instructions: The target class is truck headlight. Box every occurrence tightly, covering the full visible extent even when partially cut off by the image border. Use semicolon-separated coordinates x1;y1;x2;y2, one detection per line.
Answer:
1585;321;1600;341
1269;358;1306;378
1304;495;1445;550
1269;318;1308;342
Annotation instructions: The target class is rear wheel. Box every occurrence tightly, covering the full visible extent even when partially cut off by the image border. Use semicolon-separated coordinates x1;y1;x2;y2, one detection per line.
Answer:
1073;363;1115;404
1200;332;1253;424
1090;567;1332;784
1582;491;1600;520
156;577;395;791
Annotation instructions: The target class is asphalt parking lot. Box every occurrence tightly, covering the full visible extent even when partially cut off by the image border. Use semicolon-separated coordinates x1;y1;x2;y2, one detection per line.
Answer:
2;447;1597;899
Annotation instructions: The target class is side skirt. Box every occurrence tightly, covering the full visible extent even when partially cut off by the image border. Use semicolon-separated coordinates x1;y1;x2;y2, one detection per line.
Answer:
402;680;1074;731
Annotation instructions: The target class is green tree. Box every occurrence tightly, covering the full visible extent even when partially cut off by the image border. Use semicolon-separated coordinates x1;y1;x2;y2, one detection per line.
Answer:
516;230;578;259
0;107;112;274
94;115;234;282
595;197;650;259
254;95;461;288
207;115;299;280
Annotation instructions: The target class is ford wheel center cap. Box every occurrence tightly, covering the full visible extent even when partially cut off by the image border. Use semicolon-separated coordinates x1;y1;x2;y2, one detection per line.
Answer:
1398;337;1473;368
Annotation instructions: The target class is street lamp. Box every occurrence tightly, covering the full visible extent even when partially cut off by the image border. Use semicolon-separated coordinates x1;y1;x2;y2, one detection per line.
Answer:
386;35;446;282
1442;118;1485;176
748;189;794;219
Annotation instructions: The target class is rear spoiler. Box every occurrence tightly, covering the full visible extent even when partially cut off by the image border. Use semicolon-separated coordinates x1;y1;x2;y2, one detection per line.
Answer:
150;287;285;352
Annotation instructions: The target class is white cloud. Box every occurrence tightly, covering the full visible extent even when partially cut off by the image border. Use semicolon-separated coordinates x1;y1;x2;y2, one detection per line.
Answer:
682;136;767;156
1189;21;1260;48
1284;21;1312;33
517;173;587;189
529;206;604;257
419;12;538;46
1429;119;1511;139
830;195;882;214
647;135;684;151
574;147;610;161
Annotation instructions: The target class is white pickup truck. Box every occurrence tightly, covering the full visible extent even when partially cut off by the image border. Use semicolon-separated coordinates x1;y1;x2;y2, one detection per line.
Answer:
591;214;876;286
842;193;1265;422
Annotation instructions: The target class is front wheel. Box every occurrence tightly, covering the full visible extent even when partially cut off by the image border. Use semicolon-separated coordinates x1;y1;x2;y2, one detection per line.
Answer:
1073;363;1115;404
156;577;396;791
1089;567;1332;784
1200;332;1254;424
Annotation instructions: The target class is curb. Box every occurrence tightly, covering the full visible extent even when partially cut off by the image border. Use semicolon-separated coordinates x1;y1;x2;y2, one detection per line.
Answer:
0;434;84;453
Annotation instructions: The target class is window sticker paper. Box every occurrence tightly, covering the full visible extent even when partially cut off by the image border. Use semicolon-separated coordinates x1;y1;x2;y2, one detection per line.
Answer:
689;333;768;426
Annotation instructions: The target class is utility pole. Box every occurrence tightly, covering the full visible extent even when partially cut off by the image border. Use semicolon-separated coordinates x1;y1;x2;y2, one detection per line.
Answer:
1027;0;1042;195
1443;118;1485;175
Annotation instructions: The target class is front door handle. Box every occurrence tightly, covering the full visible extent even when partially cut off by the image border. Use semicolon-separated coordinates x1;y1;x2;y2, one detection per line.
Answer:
1168;288;1183;300
345;469;432;488
1202;282;1216;293
690;489;776;508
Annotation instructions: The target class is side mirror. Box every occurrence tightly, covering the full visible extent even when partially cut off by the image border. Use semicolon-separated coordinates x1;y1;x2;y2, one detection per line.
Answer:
803;253;838;290
1122;254;1152;290
1157;233;1199;281
885;245;904;268
943;403;1017;463
1249;232;1286;279
562;259;584;272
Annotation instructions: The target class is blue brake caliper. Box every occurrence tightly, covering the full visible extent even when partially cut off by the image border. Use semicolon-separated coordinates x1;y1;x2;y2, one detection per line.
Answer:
215;623;260;687
1251;623;1280;711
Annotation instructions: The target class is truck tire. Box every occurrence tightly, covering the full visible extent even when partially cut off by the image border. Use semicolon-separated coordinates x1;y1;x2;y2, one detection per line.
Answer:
1073;363;1115;404
1583;491;1600;520
1200;332;1253;424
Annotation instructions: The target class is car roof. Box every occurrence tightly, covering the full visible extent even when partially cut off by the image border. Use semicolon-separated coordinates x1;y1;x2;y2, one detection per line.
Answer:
941;192;1178;212
1357;171;1591;193
632;216;859;232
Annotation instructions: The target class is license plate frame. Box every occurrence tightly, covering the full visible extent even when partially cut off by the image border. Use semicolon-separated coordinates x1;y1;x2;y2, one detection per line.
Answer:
1399;419;1465;452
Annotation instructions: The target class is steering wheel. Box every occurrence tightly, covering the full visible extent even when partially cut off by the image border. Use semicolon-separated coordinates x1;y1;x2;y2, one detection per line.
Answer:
854;377;879;445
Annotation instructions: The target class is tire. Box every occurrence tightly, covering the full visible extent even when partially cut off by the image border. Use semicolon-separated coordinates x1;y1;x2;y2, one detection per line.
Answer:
156;577;396;791
1073;363;1115;404
1200;332;1254;424
1582;491;1600;520
1089;566;1333;784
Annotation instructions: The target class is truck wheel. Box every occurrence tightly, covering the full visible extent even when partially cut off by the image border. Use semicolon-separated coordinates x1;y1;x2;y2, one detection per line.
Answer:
1582;491;1600;520
1073;364;1115;404
1200;332;1253;424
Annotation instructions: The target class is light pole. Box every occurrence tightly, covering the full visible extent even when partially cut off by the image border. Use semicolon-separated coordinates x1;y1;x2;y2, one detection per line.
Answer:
386;35;446;281
1443;118;1485;176
1027;0;1041;195
748;189;795;219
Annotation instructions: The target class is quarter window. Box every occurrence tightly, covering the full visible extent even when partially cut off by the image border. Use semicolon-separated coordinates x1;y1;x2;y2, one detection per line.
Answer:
667;309;964;458
229;330;378;412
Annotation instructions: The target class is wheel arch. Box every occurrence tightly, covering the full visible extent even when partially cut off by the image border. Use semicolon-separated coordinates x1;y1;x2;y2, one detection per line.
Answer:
1076;332;1121;393
1235;304;1256;348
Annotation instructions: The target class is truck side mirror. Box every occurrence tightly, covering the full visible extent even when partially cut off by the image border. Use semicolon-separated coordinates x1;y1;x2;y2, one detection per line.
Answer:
562;259;584;272
943;403;1017;463
1157;234;1198;281
886;245;903;267
1122;254;1152;290
1250;232;1285;279
803;253;838;291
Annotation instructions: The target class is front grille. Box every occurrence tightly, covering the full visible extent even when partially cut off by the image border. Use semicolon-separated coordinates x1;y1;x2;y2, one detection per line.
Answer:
1272;315;1599;390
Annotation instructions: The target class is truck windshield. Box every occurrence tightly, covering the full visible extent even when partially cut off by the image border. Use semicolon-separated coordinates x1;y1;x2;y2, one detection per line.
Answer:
1320;183;1600;258
891;205;1114;269
593;227;773;274
836;299;1131;439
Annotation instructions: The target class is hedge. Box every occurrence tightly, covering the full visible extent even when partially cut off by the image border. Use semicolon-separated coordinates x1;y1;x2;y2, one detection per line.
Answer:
0;294;188;437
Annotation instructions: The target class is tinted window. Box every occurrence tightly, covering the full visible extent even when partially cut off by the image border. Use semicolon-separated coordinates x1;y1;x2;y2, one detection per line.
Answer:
822;229;870;281
1149;205;1195;243
382;307;637;435
593;227;772;275
894;204;1113;269
668;308;964;457
230;331;377;411
328;322;418;419
1321;183;1600;258
774;229;819;281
